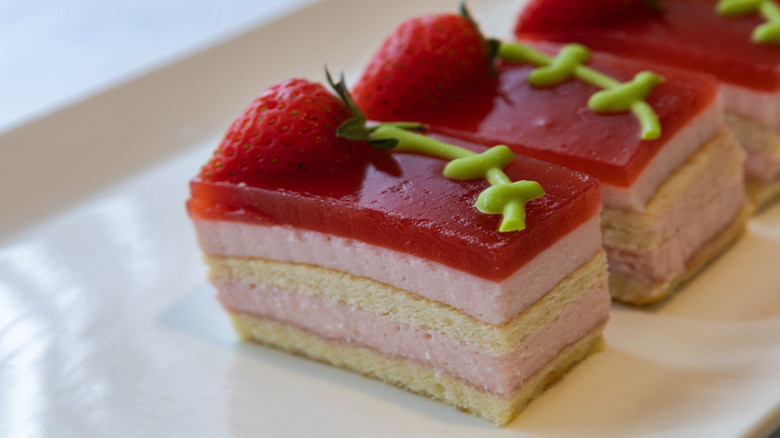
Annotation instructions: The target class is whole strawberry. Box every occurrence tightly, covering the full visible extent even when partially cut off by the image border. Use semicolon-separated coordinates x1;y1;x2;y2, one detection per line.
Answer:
200;78;357;182
351;10;494;122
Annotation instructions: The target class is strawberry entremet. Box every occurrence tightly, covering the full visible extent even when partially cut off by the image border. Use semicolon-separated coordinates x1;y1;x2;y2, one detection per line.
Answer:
351;9;749;304
200;78;359;182
188;68;611;425
188;130;608;426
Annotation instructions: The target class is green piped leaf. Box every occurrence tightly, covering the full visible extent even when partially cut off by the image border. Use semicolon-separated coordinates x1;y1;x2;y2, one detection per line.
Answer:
476;181;546;232
632;101;662;140
755;21;780;44
528;44;590;87
443;145;514;180
717;0;780;45
587;71;663;140
718;0;763;15
368;126;544;232
497;41;664;140
588;71;663;113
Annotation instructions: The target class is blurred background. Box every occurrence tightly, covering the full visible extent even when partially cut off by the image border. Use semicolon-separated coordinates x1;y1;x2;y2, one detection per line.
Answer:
0;0;315;133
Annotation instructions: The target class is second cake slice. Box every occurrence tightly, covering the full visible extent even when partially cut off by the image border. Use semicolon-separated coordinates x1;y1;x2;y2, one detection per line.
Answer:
352;14;749;304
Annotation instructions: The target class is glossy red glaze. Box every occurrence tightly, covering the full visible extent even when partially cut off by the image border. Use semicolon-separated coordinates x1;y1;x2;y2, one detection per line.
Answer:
420;45;718;188
516;0;780;91
188;135;601;281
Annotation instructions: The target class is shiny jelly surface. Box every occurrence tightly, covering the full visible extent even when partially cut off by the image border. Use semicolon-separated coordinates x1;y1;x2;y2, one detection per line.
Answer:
188;135;601;281
421;45;717;188
517;0;780;91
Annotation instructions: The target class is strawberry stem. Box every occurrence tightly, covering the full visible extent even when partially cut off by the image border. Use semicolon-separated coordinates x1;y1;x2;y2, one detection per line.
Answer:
497;42;663;140
459;1;501;75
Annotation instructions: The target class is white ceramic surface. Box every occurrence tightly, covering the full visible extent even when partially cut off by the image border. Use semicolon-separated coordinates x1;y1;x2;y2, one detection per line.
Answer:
2;0;780;436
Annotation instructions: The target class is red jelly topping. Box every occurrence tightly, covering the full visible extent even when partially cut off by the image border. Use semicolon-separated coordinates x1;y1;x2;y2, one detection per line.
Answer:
516;0;780;91
420;45;718;188
188;135;601;281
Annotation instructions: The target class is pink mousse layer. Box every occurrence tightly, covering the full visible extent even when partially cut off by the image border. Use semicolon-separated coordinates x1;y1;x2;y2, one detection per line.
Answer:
722;84;780;183
602;102;721;212
193;213;601;326
723;84;780;132
217;276;609;398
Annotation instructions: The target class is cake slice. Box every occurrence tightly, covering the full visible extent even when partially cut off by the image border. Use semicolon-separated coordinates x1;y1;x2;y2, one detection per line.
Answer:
515;0;780;208
352;10;749;304
187;77;610;425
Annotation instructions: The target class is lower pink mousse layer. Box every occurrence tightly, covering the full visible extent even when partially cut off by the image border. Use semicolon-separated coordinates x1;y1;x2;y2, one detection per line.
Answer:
216;276;609;398
193;213;601;326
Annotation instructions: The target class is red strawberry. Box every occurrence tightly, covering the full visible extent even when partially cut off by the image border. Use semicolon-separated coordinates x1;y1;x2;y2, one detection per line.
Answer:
515;0;649;34
351;11;494;122
200;78;358;182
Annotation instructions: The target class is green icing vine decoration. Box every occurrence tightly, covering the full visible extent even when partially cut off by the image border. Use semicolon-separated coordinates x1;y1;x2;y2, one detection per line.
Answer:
328;72;545;233
497;42;664;140
717;0;780;45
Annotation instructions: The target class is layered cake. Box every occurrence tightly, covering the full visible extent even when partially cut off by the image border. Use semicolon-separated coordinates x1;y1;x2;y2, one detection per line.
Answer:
352;11;749;304
515;0;780;208
187;77;610;425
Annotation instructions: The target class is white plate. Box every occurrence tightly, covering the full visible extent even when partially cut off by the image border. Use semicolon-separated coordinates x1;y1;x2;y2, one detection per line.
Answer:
2;0;780;436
